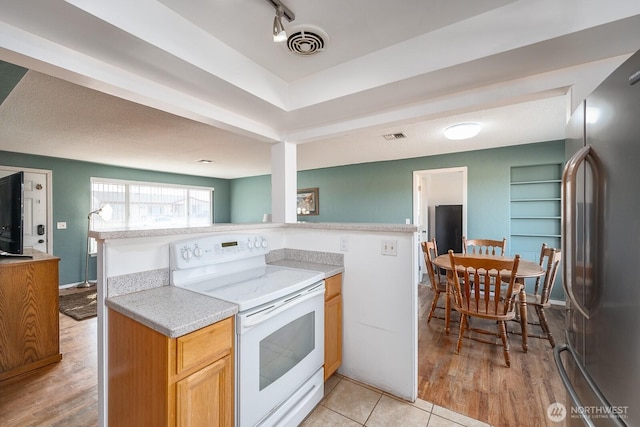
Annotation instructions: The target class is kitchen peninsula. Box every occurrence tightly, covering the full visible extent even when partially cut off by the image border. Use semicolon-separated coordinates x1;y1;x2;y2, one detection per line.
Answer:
92;222;417;426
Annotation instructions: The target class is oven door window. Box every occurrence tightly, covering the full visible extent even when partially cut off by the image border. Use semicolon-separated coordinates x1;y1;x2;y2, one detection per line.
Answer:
260;312;315;390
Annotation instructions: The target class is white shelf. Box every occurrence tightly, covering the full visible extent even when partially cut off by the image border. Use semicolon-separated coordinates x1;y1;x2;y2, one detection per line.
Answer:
510;163;562;255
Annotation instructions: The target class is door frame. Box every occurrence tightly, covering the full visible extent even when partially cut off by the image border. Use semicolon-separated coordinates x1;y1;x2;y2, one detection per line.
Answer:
412;166;467;276
0;165;53;254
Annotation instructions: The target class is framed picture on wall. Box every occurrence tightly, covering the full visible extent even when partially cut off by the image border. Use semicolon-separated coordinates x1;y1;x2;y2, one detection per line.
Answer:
297;188;319;216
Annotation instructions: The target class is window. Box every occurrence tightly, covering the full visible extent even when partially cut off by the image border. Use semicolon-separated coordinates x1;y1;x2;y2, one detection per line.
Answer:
90;178;213;231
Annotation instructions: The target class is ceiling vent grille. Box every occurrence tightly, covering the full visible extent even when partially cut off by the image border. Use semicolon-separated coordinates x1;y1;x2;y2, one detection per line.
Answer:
382;132;407;140
287;26;328;56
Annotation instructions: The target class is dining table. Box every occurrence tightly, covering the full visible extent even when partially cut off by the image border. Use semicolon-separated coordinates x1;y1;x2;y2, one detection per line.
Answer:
433;252;545;352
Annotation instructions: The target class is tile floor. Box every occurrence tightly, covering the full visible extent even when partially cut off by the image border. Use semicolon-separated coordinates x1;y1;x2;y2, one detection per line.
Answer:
302;375;491;427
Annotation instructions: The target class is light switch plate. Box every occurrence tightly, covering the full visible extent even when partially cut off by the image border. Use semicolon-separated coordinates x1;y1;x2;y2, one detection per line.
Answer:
381;240;397;256
340;236;349;251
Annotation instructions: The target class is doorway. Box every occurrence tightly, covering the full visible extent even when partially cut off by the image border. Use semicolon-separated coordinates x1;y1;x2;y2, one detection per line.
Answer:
0;166;53;254
412;167;467;280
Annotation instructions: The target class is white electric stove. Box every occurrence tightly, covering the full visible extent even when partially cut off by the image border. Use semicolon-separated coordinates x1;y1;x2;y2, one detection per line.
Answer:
173;264;323;312
170;234;325;427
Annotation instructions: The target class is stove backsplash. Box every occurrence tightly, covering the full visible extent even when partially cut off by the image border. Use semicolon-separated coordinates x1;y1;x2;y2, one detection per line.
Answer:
106;268;170;298
266;248;344;266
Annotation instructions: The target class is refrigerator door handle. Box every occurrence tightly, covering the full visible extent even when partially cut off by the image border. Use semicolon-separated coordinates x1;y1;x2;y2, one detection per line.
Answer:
562;145;599;319
554;343;596;427
554;340;627;427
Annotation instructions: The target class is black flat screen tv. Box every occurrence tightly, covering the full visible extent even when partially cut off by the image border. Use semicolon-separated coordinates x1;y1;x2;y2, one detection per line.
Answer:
0;171;24;255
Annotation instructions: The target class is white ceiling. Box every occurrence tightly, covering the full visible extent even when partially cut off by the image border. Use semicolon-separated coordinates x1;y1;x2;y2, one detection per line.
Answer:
1;0;640;178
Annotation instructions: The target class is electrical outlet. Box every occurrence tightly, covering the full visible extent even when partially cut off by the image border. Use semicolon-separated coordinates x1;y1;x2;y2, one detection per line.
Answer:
56;222;67;230
340;236;349;251
388;240;397;256
381;239;398;256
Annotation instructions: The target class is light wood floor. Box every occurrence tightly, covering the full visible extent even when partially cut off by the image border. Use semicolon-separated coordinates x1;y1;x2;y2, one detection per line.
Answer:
1;286;566;426
417;283;568;427
0;302;98;426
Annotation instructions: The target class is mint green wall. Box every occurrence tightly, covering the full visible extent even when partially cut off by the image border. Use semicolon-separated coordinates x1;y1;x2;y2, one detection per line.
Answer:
2;140;565;292
230;140;566;298
230;175;271;223
231;141;565;228
1;150;230;285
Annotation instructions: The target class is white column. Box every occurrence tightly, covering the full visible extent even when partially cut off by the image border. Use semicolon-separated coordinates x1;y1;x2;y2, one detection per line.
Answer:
271;141;297;223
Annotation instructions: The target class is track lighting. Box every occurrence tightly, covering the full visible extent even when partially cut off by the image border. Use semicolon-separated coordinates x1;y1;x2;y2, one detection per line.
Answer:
273;6;286;42
266;0;295;43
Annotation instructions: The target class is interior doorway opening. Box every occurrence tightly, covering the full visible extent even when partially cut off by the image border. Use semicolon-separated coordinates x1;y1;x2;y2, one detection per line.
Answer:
412;167;467;281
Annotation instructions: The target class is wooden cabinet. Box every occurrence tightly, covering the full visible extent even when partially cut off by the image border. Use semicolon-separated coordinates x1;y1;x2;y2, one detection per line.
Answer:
0;250;61;381
108;310;234;427
324;273;342;380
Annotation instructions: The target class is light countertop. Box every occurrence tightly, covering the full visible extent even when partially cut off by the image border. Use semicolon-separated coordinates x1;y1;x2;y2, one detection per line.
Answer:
90;222;416;240
105;286;237;338
268;260;344;278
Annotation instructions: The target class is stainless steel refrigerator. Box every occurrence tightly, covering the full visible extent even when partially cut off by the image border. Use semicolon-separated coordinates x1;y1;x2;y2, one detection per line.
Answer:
556;50;640;426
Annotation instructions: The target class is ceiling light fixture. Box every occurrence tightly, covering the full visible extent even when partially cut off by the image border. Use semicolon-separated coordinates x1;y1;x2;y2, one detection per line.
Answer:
443;122;481;140
266;0;295;43
273;7;287;42
197;159;213;164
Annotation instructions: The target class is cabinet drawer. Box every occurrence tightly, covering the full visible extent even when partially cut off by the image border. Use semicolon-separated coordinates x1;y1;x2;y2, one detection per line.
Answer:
176;317;233;375
325;274;342;300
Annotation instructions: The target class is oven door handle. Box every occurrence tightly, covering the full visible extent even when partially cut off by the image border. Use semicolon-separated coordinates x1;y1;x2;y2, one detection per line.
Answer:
240;284;325;331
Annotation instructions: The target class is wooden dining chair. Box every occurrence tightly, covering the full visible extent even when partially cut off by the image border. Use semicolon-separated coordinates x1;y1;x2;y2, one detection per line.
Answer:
448;250;521;367
462;236;507;256
421;239;449;324
519;244;562;348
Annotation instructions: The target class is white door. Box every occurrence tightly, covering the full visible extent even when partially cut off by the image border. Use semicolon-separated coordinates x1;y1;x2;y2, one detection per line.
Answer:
0;168;51;253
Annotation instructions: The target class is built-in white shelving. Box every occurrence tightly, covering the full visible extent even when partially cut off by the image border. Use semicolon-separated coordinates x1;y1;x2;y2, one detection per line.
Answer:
509;164;562;262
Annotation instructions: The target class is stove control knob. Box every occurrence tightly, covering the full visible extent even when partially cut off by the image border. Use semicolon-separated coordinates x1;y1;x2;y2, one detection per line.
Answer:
247;239;254;249
193;246;203;258
181;247;192;260
260;238;268;249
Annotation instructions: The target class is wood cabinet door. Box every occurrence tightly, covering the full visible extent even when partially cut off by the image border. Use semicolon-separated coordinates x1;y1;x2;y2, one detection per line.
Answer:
176;355;233;427
0;258;60;379
324;293;342;380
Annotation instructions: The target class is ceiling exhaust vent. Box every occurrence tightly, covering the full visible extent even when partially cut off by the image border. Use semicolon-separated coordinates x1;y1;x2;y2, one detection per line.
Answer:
287;26;328;56
382;132;407;140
